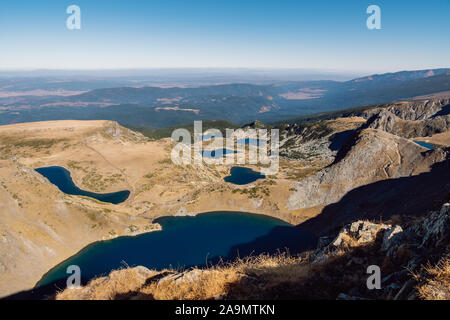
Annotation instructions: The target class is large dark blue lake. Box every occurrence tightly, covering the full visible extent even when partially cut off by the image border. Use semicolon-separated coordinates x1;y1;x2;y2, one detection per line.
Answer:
36;211;316;289
35;166;130;205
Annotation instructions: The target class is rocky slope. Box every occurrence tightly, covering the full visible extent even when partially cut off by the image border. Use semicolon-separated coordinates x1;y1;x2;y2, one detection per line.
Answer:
363;98;450;121
362;98;450;139
365;109;450;139
287;98;450;216
279;117;365;163
287;128;448;210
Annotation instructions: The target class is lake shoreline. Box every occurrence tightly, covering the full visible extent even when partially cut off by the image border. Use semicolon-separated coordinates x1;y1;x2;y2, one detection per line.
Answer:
34;211;305;291
35;166;131;204
33;224;163;290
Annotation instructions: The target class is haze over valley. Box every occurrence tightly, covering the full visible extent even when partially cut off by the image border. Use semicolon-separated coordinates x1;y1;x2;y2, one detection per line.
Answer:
1;69;450;129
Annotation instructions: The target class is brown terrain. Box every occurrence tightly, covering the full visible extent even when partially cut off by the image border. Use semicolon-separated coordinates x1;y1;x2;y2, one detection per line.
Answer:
0;120;327;297
1;97;449;299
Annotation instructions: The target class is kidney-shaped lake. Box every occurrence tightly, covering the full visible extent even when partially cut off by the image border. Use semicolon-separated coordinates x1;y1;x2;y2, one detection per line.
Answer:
35;166;130;205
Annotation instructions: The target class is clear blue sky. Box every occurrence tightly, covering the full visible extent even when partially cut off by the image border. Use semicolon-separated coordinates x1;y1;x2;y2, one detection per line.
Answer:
0;0;448;72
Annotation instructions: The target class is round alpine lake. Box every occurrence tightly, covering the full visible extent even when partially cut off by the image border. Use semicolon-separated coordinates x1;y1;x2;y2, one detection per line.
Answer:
224;166;266;185
201;148;239;158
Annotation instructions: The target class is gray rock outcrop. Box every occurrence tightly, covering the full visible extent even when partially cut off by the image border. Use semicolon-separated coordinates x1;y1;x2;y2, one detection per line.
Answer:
287;128;445;210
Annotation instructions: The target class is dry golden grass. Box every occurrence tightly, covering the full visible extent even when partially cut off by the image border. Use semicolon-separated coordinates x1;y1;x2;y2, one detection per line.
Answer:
56;253;311;300
141;268;239;300
56;266;160;300
152;254;310;300
336;233;360;247
55;241;449;301
55;227;394;301
415;259;450;300
226;254;312;300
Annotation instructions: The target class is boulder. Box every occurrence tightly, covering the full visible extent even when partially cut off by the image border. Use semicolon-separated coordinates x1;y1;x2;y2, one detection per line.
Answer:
382;225;404;254
416;203;449;247
332;221;391;248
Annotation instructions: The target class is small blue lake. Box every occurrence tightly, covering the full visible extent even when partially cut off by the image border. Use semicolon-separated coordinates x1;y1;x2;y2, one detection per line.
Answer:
202;136;265;146
202;134;219;141
413;140;435;150
35;166;130;205
201;148;239;159
36;211;317;289
237;138;265;146
224;166;266;185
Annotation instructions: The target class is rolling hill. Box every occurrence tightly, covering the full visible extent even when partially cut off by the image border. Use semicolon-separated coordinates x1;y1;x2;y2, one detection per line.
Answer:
1;69;450;128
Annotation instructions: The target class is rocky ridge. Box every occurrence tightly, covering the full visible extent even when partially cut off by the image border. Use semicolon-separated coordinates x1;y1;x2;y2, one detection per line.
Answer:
287;129;448;210
287;98;450;211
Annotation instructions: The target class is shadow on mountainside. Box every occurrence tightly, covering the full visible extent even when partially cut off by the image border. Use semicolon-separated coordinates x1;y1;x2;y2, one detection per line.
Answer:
328;130;356;152
431;103;450;118
2;279;70;300
220;154;450;261
298;158;450;237
225;241;392;300
219;226;318;265
328;129;361;166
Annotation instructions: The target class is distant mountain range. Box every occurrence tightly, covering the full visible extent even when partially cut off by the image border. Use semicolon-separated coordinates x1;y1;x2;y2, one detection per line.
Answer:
0;68;449;128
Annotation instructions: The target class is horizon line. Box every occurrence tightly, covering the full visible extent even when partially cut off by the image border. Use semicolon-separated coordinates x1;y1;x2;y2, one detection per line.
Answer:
0;66;448;76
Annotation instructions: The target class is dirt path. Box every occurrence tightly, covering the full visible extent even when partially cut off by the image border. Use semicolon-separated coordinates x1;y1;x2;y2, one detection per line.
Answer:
83;137;135;203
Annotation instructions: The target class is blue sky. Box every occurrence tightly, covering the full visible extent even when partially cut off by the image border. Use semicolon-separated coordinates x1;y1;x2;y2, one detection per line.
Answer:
0;0;449;72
